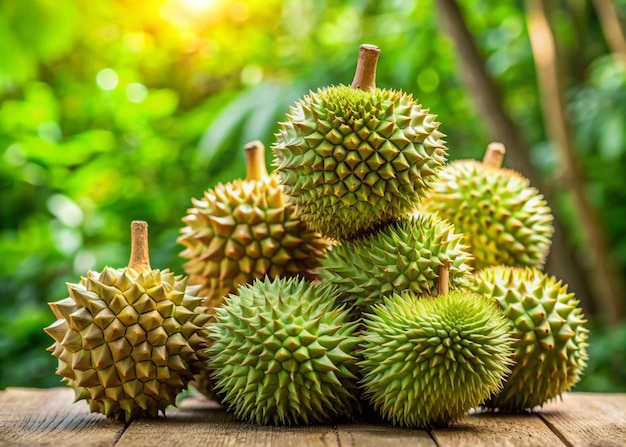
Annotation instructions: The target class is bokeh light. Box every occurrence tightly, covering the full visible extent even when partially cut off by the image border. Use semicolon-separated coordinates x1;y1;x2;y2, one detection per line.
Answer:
96;68;119;90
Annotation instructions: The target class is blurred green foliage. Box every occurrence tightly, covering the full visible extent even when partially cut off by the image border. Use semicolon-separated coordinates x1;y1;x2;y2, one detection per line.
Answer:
1;0;625;391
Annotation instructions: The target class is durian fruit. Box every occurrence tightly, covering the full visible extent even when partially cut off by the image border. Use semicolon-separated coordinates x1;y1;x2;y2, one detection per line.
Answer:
318;211;473;312
420;143;554;270
178;140;331;314
44;221;211;422
359;266;514;428
273;44;447;240
468;266;589;411
207;277;361;425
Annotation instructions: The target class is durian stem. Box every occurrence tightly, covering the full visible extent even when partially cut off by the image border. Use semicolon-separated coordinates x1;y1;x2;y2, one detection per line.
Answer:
244;140;268;181
437;263;450;296
351;44;380;92
482;142;506;168
128;221;151;272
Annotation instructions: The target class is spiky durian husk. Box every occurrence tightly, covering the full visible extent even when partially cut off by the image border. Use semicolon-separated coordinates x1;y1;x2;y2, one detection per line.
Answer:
468;266;589;411
317;212;473;312
188;327;220;402
420;160;554;270
272;85;447;240
359;291;514;428
44;267;210;422
208;277;361;425
178;172;331;313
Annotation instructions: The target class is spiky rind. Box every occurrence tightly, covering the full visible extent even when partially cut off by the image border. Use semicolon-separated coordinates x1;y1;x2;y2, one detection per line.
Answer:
420;160;554;270
178;173;331;312
359;291;514;428
207;277;361;425
45;267;210;423
318;212;473;311
187;305;219;401
469;266;589;411
273;85;447;239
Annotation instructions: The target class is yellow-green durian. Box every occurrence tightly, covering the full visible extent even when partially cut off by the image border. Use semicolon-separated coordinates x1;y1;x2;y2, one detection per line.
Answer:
45;221;210;422
273;44;447;240
318;212;473;312
208;277;361;425
420;143;554;270
178;141;331;314
469;266;589;411
359;267;514;428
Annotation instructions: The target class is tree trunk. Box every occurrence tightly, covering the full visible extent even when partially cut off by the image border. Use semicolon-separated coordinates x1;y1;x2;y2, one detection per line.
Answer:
591;0;626;66
434;0;537;185
434;0;596;317
525;0;624;324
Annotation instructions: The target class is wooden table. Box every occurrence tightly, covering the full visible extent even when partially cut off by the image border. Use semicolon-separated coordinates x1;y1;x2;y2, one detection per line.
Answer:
0;388;624;446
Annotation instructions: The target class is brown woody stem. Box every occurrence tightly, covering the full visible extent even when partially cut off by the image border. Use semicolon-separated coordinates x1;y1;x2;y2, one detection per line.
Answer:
437;263;450;296
244;140;268;181
128;221;151;272
482;142;506;168
351;44;380;91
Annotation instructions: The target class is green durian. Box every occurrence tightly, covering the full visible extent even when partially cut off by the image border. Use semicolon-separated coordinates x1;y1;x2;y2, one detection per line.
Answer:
420;143;554;270
178;140;331;314
273;44;447;240
44;221;210;422
318;211;473;312
207;277;361;425
359;267;514;428
468;266;589;411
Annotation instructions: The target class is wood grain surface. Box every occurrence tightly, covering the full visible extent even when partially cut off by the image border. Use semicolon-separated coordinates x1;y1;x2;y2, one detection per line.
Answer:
1;388;624;447
432;411;565;447
0;387;124;447
540;392;626;447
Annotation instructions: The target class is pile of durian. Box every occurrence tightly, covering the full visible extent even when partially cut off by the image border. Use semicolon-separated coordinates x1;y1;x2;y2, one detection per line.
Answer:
45;44;588;428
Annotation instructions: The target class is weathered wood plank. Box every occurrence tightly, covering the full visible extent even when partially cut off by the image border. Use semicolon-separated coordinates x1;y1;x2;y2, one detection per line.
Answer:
0;387;125;447
539;392;626;447
432;411;566;447
1;388;624;446
337;422;435;447
116;396;338;447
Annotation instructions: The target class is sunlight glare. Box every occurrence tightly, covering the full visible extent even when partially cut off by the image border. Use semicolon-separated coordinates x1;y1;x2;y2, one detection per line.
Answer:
161;0;226;30
178;0;220;15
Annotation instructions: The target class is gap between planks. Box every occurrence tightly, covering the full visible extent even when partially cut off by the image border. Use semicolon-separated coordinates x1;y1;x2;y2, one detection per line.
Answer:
539;392;626;447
